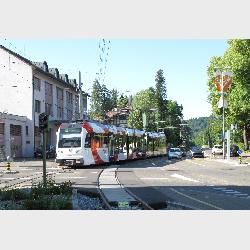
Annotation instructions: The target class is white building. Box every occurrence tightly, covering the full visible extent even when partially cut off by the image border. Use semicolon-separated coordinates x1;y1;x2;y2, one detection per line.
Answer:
0;45;88;158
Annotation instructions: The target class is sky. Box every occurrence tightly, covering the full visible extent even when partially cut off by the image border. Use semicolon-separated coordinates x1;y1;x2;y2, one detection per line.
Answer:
0;39;228;120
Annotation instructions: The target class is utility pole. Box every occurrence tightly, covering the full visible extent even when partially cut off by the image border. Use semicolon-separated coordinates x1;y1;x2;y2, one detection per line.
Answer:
214;67;232;159
39;113;48;187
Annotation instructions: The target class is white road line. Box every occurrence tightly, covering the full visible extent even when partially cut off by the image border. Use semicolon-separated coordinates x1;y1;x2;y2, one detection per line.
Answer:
20;177;32;180
171;173;200;183
233;193;248;196
55;176;87;179
213;187;227;190
223;190;241;194
141;177;169;180
1;177;15;180
151;163;156;166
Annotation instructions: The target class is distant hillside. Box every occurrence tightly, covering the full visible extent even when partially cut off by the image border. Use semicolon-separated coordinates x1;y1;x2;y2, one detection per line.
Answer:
186;117;209;139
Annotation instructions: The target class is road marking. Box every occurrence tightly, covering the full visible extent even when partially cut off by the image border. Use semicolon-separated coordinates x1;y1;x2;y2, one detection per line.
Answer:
170;188;223;210
91;172;98;174
141;177;169;180
171;173;200;183
1;177;15;180
233;193;248;196
223;190;240;193
20;177;32;180
151;163;156;166
213;187;227;190
56;176;87;179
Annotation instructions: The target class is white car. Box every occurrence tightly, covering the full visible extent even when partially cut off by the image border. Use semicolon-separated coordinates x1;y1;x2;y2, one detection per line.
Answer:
168;148;182;160
212;145;223;155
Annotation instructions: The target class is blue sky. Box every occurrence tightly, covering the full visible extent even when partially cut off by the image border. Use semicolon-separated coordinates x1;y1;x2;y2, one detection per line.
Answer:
0;39;228;120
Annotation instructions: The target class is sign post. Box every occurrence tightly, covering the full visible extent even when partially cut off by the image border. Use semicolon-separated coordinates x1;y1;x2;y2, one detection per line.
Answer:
226;129;230;160
39;113;48;187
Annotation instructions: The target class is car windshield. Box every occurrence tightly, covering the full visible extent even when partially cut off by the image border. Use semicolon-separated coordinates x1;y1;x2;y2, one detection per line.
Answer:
170;148;180;152
192;147;201;151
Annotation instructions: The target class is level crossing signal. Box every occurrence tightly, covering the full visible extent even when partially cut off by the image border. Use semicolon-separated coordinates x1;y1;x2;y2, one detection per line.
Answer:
39;113;48;132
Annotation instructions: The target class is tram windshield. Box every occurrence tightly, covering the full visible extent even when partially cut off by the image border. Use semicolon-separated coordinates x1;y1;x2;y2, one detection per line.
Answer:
58;128;82;148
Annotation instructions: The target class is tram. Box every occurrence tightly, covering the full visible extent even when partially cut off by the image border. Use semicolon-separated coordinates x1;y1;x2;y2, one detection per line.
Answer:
55;120;166;166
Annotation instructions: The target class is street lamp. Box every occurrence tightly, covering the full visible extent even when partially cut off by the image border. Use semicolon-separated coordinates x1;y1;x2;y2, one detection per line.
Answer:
214;66;232;159
149;108;159;131
179;123;188;146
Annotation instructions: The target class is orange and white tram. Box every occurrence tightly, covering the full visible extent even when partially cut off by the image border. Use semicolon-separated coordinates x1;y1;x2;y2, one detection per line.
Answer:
55;121;166;166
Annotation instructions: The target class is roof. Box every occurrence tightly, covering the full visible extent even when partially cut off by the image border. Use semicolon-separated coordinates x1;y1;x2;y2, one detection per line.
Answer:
0;45;88;94
106;110;129;118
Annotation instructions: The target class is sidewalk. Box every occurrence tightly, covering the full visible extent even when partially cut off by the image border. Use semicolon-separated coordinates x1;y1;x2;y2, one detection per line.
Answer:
206;156;247;166
0;159;57;168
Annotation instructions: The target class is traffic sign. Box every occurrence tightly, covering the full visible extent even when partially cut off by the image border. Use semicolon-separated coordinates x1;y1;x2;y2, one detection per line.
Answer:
39;113;49;132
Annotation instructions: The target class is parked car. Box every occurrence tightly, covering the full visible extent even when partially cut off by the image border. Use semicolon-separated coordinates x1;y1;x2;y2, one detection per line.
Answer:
34;145;56;159
180;146;187;157
168;148;182;160
212;145;223;155
190;146;204;158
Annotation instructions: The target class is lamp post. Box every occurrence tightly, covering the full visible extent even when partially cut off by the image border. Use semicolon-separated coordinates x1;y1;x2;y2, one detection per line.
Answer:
149;108;158;131
214;67;232;159
179;123;188;146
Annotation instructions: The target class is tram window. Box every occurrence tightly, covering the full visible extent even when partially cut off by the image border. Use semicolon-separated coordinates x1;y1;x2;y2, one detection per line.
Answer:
85;133;91;148
103;135;109;148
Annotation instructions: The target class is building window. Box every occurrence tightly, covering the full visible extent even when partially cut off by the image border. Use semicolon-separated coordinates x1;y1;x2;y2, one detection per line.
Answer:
57;107;63;119
45;82;53;96
10;124;21;136
34;126;40;136
66;91;73;105
45;103;53;117
57;87;63;100
66;109;73;120
0;123;4;135
35;100;41;113
34;77;41;91
26;126;29;135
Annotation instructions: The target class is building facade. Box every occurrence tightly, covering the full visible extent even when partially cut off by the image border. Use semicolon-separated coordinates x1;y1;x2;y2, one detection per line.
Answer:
105;108;130;127
0;45;88;158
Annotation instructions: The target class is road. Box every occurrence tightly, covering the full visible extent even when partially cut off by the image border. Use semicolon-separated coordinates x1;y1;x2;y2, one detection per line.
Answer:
117;156;250;209
1;156;250;209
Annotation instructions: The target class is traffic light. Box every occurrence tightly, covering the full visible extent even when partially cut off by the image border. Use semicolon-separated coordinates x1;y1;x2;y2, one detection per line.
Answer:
39;113;48;132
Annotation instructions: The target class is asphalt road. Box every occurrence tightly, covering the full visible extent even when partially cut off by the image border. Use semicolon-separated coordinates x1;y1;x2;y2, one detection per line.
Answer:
116;156;250;210
1;156;250;209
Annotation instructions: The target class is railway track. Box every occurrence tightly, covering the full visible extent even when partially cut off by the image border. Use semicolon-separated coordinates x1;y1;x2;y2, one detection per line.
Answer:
97;166;154;210
0;168;69;190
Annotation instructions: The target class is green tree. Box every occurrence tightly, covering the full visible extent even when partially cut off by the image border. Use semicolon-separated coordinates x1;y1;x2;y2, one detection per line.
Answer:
110;89;118;109
117;94;128;109
127;87;157;131
89;79;103;121
155;69;167;121
165;100;183;147
207;39;250;149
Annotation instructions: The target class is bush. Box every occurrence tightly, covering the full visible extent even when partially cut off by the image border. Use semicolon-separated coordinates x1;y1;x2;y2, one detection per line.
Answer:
0;178;72;210
0;189;30;201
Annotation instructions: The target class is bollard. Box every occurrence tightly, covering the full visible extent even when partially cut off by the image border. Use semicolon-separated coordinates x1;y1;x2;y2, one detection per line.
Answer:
239;155;242;164
6;162;11;171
